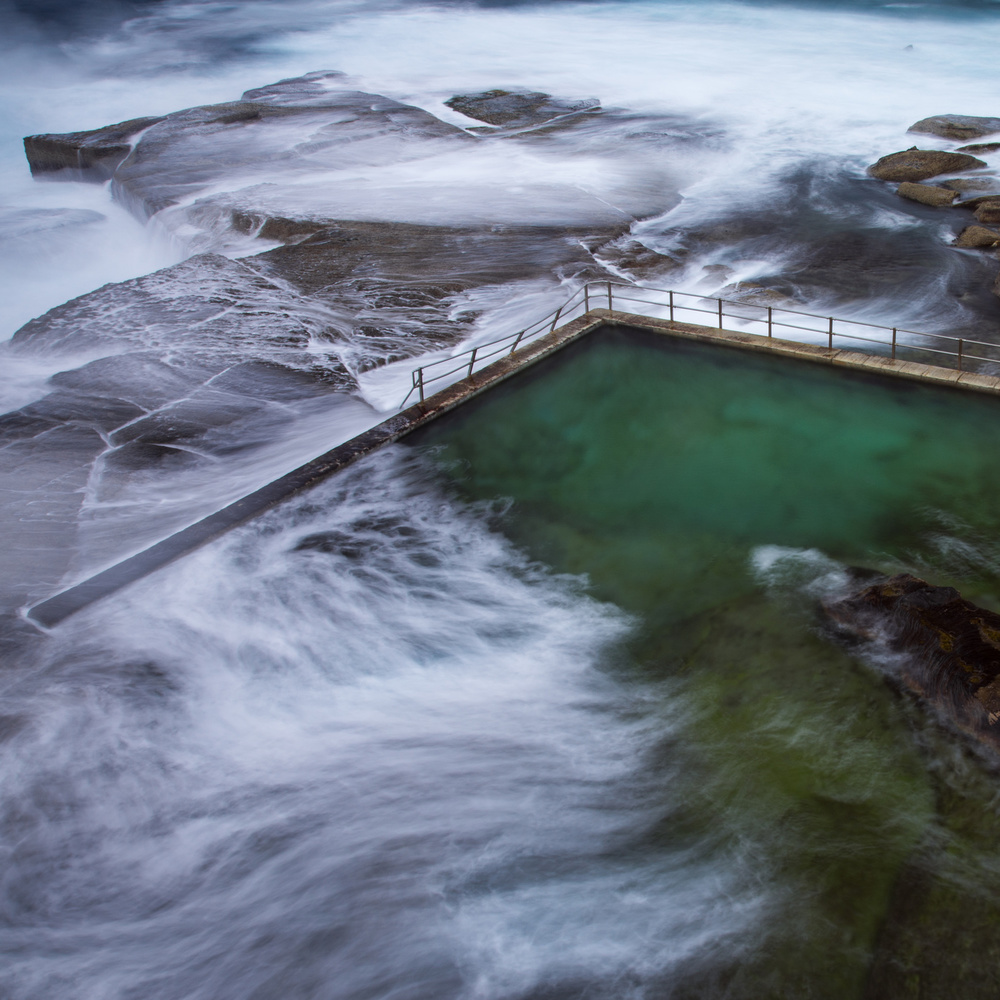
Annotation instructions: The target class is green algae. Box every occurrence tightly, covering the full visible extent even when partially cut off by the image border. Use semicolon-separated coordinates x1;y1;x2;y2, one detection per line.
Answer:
409;326;1000;997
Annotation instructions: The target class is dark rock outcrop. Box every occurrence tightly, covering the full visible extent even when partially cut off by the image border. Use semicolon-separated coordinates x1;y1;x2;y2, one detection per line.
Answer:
958;142;1000;154
444;89;599;128
895;181;957;207
824;574;1000;751
868;148;986;182
23;115;164;180
909;114;1000;141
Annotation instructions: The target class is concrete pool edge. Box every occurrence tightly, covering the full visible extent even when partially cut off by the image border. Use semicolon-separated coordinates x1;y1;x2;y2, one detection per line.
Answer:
26;307;1000;627
618;309;1000;396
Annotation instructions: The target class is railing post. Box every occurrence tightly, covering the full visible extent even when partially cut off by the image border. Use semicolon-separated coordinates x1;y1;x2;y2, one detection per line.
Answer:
718;298;723;330
509;330;525;355
828;317;834;350
417;368;425;403
669;290;675;323
467;347;478;378
767;306;773;339
891;327;897;360
550;305;562;333
607;281;613;314
958;338;964;371
584;284;590;314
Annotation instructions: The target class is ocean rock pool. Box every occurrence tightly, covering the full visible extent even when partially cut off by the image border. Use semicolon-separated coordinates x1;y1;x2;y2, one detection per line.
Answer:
407;325;1000;997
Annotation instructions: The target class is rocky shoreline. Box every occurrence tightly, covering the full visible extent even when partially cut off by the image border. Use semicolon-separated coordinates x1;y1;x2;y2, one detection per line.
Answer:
867;114;1000;300
7;78;1000;615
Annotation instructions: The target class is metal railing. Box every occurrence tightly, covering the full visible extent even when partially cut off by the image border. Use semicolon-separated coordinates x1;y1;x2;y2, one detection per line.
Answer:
399;281;1000;407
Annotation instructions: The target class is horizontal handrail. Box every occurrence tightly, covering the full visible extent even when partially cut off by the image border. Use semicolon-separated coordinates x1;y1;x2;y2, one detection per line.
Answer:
398;280;1000;407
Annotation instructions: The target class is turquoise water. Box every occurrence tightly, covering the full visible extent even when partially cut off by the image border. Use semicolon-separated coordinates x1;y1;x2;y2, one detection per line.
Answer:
410;326;1000;997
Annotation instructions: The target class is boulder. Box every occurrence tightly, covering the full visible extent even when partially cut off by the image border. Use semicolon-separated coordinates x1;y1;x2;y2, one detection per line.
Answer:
895;181;958;207
954;192;1000;209
940;178;1000;194
974;200;1000;225
954;225;1000;249
908;115;1000;141
958;142;1000;154
444;89;599;128
868;148;986;182
23;115;164;180
824;573;1000;752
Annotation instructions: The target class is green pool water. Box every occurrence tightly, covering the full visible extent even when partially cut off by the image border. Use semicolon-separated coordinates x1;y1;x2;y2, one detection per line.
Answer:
407;326;1000;999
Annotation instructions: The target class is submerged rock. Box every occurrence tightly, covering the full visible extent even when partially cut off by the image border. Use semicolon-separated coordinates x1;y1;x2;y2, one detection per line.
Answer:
908;114;1000;141
0;206;106;240
0;250;357;610
444;89;599;128
868;148;987;182
895;181;957;207
940;177;1000;194
824;574;1000;752
958;142;1000;154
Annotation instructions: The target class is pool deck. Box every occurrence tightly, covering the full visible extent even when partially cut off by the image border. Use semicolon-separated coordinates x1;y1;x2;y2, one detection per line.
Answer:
26;308;1000;628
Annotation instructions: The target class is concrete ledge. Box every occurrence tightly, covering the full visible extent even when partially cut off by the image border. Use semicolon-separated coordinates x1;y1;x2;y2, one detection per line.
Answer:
588;309;1000;395
26;307;1000;627
601;309;1000;396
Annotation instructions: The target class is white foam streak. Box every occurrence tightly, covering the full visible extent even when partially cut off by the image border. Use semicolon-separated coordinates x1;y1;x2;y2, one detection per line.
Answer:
0;449;763;997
